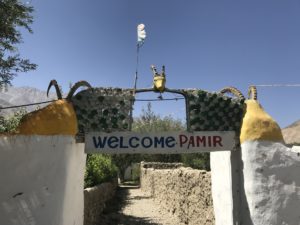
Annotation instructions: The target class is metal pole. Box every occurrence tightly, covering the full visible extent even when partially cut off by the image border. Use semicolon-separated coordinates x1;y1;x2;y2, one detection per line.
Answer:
130;45;140;130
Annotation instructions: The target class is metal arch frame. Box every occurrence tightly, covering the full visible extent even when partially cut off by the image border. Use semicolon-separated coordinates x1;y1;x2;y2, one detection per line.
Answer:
131;88;190;131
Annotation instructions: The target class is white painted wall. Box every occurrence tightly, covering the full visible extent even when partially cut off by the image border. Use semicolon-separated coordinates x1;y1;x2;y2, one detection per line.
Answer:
241;141;300;225
0;136;86;225
211;141;300;225
124;165;132;181
210;151;234;225
291;145;300;153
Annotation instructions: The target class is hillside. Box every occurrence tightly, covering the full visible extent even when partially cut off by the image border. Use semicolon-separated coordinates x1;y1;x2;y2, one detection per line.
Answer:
0;86;58;116
282;120;300;146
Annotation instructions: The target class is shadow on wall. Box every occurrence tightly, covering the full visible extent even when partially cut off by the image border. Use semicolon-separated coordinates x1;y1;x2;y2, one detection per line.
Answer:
237;151;254;225
116;215;162;225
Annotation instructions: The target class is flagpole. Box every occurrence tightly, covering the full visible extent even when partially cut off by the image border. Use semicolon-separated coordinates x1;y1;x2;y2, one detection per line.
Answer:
130;24;146;130
130;38;141;131
133;44;139;91
130;44;140;130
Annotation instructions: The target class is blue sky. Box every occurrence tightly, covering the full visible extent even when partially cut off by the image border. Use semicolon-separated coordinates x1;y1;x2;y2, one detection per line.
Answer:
15;0;300;128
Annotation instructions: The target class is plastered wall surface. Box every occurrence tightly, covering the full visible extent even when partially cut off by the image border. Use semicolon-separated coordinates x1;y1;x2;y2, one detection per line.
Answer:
241;141;300;225
140;163;214;225
0;135;86;225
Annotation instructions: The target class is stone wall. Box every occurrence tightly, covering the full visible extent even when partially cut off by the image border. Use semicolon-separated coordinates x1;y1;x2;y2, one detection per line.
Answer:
84;179;118;225
140;162;214;225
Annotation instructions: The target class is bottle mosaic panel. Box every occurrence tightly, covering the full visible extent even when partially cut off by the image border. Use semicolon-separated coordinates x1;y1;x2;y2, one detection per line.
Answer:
72;88;134;134
185;90;245;133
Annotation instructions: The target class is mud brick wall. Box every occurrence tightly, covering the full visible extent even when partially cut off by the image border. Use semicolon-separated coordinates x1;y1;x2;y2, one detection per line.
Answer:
84;179;118;225
140;163;214;225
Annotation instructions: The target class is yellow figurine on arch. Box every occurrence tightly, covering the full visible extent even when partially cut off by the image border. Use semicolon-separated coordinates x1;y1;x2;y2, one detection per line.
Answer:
151;64;166;92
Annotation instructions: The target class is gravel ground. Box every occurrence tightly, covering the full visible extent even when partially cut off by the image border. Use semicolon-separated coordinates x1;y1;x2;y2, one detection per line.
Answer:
100;185;184;225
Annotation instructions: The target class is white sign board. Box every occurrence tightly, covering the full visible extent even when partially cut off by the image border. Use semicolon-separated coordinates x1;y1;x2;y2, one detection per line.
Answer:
85;131;236;154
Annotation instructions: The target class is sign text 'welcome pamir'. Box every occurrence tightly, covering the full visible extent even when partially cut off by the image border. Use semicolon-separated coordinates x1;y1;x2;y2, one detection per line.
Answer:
85;131;236;154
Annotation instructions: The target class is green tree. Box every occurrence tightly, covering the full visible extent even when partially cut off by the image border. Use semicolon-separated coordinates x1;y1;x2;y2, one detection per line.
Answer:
132;102;185;163
133;102;210;170
0;0;37;88
181;152;210;170
84;154;118;188
0;108;27;132
133;102;184;132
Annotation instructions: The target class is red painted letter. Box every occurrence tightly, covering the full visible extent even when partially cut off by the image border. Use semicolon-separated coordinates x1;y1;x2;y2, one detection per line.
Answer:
187;136;195;149
179;135;188;147
213;136;223;147
196;136;206;147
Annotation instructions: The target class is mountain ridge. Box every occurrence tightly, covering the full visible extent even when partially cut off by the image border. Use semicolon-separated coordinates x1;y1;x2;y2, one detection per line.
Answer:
0;86;58;116
282;120;300;145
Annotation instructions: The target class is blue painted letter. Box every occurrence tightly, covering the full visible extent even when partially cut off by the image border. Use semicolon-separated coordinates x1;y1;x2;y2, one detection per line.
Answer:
93;136;107;148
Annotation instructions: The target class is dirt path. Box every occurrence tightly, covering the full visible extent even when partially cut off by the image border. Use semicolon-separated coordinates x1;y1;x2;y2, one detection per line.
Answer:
100;185;183;225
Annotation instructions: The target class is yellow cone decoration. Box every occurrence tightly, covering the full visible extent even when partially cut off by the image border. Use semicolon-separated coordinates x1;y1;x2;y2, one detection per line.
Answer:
17;100;78;135
240;100;283;143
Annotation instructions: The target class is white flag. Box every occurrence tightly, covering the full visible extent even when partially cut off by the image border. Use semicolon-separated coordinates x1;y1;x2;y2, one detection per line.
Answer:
137;24;146;46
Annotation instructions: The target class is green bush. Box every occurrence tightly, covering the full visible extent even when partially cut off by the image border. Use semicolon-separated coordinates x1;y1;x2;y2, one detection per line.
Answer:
0;108;27;133
181;153;210;171
84;154;118;188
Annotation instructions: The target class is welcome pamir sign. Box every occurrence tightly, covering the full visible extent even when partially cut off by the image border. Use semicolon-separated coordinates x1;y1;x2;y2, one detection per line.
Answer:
85;131;236;154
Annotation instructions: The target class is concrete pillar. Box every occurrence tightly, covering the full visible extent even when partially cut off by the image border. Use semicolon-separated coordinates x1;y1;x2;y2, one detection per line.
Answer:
211;150;242;225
